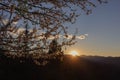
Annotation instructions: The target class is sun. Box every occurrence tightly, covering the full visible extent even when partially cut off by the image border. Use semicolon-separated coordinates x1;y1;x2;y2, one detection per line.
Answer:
70;51;79;56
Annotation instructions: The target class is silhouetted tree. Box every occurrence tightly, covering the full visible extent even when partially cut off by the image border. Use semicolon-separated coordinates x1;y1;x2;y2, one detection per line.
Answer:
48;39;58;54
0;0;107;65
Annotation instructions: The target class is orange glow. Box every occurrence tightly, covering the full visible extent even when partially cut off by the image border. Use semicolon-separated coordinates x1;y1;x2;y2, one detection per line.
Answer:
70;51;79;56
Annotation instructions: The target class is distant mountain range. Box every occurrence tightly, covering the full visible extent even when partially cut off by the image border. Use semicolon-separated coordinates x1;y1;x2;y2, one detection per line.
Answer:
80;55;120;66
0;54;120;80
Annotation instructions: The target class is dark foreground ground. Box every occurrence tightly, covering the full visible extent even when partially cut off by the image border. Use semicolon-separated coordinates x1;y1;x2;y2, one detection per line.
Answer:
0;55;120;80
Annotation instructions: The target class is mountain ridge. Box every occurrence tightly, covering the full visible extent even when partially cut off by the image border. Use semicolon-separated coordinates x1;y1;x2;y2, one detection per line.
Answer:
0;55;120;80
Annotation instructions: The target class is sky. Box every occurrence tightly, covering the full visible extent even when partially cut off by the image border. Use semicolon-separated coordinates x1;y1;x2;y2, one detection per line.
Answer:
1;0;120;57
66;0;120;57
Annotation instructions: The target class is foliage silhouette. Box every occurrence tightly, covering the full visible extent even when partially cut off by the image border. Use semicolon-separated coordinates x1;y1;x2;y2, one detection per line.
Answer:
0;0;107;65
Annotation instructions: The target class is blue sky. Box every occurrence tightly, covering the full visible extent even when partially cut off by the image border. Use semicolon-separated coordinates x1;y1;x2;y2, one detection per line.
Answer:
66;0;120;57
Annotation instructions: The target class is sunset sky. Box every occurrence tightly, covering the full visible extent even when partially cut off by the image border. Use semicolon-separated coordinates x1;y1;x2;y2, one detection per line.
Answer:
66;0;120;57
1;0;120;57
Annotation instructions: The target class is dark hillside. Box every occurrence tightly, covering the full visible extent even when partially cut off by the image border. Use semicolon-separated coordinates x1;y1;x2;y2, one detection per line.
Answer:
0;54;120;80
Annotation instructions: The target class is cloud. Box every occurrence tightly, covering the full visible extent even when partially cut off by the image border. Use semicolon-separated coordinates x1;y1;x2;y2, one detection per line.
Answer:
37;34;62;40
2;19;18;25
77;35;86;40
6;27;88;40
48;35;61;40
76;34;88;40
84;34;88;36
7;28;24;38
7;31;18;38
63;34;88;40
12;21;18;25
16;28;25;34
63;34;73;39
2;19;8;25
